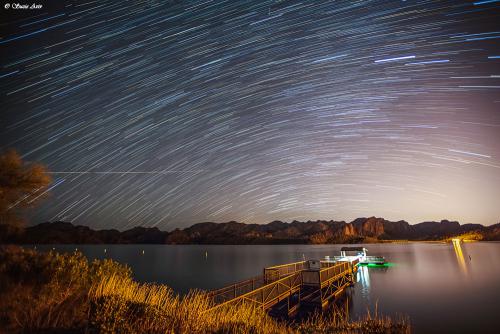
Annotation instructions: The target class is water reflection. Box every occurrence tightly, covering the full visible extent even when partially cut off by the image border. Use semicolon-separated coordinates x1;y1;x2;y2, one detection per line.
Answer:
357;265;370;298
452;239;468;275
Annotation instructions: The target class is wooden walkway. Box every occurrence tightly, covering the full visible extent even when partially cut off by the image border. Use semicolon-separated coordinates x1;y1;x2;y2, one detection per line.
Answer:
206;259;359;316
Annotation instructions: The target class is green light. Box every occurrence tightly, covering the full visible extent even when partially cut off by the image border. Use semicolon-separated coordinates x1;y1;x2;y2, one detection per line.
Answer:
359;262;395;268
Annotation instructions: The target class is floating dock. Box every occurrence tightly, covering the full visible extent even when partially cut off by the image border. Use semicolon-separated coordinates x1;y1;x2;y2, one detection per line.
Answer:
206;247;388;316
207;256;361;317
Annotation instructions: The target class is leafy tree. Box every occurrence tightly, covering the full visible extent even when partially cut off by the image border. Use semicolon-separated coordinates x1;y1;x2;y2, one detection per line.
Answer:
0;149;52;231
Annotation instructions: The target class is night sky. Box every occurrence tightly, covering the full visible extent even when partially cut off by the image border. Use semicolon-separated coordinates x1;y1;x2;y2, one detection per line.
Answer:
1;0;499;229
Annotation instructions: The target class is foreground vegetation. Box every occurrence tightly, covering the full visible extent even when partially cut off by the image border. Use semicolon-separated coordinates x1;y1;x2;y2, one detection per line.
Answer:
0;246;409;333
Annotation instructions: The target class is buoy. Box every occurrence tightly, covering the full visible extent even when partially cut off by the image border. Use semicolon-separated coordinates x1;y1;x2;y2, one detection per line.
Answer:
104;248;107;253
205;251;208;258
142;250;145;255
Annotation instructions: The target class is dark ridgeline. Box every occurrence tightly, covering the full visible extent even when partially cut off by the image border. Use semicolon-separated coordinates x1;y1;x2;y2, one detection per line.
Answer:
2;217;499;244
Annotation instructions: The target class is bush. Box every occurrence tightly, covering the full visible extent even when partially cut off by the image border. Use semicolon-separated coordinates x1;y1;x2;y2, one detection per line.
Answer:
0;245;130;332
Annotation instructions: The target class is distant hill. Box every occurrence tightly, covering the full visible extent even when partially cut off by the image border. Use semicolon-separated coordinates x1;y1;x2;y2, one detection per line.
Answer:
165;218;500;244
1;217;499;244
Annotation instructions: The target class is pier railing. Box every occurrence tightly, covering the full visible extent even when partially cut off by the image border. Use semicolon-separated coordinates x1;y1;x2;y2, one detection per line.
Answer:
207;275;265;304
208;259;359;310
321;261;337;268
207;271;303;312
319;262;350;287
209;261;307;304
263;261;307;283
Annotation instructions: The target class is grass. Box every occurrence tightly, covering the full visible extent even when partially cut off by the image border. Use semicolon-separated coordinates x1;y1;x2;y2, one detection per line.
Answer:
0;245;409;333
0;245;130;333
89;274;288;334
295;304;409;334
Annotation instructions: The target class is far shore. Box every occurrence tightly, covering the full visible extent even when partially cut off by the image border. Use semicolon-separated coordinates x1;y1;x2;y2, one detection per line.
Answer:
2;218;498;245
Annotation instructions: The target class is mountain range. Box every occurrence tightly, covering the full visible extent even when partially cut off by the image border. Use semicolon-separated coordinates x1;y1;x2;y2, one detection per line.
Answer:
1;217;499;244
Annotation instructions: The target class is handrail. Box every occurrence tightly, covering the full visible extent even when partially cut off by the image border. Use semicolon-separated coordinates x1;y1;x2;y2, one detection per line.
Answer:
207;275;263;296
264;261;307;283
321;260;337;268
208;259;355;311
319;262;349;286
210;261;308;304
208;275;264;304
264;260;306;270
207;271;303;313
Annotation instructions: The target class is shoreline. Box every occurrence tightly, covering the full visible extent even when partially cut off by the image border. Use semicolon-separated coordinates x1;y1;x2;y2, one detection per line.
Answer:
9;239;496;247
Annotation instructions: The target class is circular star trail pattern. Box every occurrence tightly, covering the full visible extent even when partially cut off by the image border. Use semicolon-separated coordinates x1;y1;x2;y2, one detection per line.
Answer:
1;0;500;229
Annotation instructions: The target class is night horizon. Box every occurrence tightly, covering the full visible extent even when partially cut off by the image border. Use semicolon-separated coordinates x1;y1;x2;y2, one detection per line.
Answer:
1;0;500;230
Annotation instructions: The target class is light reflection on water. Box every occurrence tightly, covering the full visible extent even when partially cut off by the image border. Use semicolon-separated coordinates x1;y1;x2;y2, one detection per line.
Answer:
452;239;468;275
357;265;370;299
31;242;500;334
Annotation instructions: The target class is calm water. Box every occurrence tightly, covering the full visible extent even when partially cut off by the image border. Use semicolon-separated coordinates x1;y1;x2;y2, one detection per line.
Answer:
33;242;500;333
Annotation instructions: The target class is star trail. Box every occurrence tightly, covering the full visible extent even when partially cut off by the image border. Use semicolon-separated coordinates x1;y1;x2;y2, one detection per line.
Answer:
1;0;499;229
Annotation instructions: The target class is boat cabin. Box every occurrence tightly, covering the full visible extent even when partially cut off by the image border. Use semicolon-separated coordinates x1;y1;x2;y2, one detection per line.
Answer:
340;247;367;257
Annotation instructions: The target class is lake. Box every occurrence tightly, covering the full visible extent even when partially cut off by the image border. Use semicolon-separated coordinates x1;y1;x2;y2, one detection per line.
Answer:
33;242;500;334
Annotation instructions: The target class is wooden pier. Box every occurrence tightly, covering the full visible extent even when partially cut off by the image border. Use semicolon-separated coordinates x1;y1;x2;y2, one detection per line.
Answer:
207;258;359;317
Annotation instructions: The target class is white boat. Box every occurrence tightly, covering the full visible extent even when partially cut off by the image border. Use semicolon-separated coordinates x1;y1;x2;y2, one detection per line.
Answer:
325;247;386;265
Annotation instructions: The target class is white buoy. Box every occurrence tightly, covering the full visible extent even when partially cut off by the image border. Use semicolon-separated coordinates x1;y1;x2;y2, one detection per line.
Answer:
104;248;107;253
205;251;208;258
142;250;145;255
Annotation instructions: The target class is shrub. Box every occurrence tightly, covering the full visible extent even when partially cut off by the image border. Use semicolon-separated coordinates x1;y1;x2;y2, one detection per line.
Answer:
0;245;130;332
